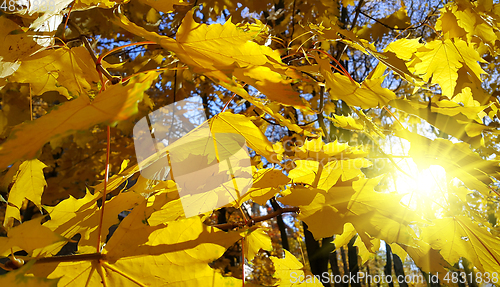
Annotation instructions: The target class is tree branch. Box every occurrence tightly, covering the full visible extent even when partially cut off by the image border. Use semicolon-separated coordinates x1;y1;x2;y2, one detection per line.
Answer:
211;207;299;230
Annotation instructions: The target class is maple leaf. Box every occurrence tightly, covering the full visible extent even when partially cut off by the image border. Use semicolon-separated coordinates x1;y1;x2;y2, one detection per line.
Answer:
390;98;488;147
436;1;498;48
29;202;245;286
0;17;41;84
357;6;411;42
0;217;65;257
4;159;47;227
326;114;364;131
9;46;100;99
34;191;144;256
401;241;450;276
410;38;486;98
238;168;290;205
270;250;323;287
397;129;500;196
244;227;272;261
0;261;58;287
209;112;277;161
422;215;500;274
111;9;305;107
317;57;397;109
0;71;159;169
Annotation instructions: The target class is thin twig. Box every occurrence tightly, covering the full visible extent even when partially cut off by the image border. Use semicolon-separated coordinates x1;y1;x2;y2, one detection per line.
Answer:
80;35;118;83
212;207;299;230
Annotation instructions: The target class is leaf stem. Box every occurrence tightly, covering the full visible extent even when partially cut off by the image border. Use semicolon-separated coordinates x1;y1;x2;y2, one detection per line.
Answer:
96;125;111;252
310;49;353;81
221;93;237;113
34;253;104;264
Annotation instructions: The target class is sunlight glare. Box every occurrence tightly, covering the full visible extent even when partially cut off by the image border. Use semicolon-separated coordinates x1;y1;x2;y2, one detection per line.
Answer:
393;158;448;213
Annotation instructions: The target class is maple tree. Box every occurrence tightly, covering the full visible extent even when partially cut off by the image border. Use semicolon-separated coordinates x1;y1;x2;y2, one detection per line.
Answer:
1;0;500;286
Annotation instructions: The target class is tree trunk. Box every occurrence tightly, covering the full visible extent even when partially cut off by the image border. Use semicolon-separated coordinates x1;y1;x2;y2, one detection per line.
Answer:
392;254;408;287
347;237;361;287
384;242;394;287
270;198;290;252
303;222;330;287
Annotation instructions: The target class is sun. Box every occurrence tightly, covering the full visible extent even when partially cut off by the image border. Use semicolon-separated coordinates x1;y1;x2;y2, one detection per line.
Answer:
392;158;448;214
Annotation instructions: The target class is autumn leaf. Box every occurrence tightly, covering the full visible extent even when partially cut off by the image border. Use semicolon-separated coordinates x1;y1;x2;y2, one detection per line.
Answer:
111;9;305;107
9;46;100;99
422;215;500;274
0;17;41;82
34;191;144;256
29;202;244;286
238;168;290;205
0;261;58;287
270;250;323;287
244;227;272;261
0;217;65;257
4;159;47;227
210;112;278;161
317;56;397;109
0;71;159;169
410;38;486;98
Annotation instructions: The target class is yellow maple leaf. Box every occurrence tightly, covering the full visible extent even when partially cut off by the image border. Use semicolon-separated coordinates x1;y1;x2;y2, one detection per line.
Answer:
0;261;58;287
209;112;277;161
111;9;305;107
0;217;65;257
29;202;244;286
0;71;158;169
4;159;47;227
317;57;397;108
270;250;323;287
0;17;41;81
402;241;450;277
422;216;500;274
238;168;290;205
348;177;418;247
410;38;486;98
332;223;356;250
9;46;100;99
34;191;144;256
244;227;272;261
326;115;364;130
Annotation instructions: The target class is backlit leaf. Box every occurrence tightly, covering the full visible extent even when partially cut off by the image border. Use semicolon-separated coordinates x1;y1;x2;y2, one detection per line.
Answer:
9;46;100;99
4;159;47;227
0;71;159;169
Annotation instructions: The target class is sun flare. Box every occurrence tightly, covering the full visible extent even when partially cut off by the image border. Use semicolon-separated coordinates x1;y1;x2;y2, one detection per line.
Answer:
393;158;448;213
